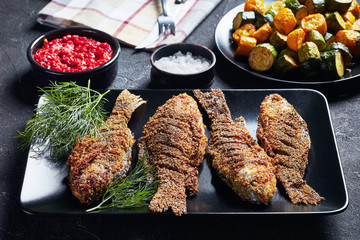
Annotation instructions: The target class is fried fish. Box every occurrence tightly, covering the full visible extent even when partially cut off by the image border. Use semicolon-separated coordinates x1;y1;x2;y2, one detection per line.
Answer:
138;93;207;216
193;89;277;205
257;93;324;205
67;90;146;205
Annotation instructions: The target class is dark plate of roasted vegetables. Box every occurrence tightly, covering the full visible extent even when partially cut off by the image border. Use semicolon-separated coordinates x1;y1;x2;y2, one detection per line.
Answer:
215;0;360;85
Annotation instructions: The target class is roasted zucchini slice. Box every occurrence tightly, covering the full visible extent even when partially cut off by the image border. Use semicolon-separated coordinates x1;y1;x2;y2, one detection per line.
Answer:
279;48;299;60
324;32;334;42
268;30;288;51
248;43;278;71
254;10;274;28
326;11;347;34
233;11;256;30
285;0;303;11
299;57;321;76
274;53;299;75
305;30;326;50
285;0;309;24
323;42;353;66
304;0;326;14
326;0;352;14
298;41;321;63
320;50;345;77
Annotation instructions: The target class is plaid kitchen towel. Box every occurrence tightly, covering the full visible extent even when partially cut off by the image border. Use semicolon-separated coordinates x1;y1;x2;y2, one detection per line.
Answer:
37;0;221;49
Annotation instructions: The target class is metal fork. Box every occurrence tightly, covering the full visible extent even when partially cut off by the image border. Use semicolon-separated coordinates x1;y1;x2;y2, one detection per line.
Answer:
158;0;176;36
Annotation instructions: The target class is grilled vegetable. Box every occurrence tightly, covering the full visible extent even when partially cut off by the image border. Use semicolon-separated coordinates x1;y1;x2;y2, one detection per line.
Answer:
265;8;279;17
304;0;325;14
279;48;299;60
335;29;360;56
233;24;256;44
268;30;288;51
285;0;309;24
342;11;356;23
352;18;360;31
357;36;360;48
285;0;303;11
254;9;274;28
273;7;297;34
233;11;257;30
287;28;306;51
299;57;321;76
233;12;243;30
326;0;352;14
305;30;326;50
244;0;265;13
274;52;299;74
301;13;327;35
325;33;337;45
324;32;334;41
231;0;360;77
348;0;360;18
320;50;345;77
248;43;278;71
298;41;321;63
252;23;273;43
264;0;286;15
235;36;258;56
346;21;354;30
294;5;309;24
323;42;353;66
326;11;347;34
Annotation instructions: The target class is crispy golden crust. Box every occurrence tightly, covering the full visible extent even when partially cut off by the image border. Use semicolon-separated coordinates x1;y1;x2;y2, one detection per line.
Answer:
138;93;207;216
148;167;187;216
67;90;146;205
194;89;277;205
257;93;324;205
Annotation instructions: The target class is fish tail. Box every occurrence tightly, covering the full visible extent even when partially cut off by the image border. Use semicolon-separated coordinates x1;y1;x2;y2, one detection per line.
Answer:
108;90;146;124
193;89;232;122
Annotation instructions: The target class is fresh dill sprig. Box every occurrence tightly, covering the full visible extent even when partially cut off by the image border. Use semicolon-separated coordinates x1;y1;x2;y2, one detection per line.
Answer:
16;81;110;161
86;154;158;212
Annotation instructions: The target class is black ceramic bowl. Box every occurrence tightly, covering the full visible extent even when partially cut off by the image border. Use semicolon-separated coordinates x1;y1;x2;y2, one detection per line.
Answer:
27;27;120;88
150;43;216;88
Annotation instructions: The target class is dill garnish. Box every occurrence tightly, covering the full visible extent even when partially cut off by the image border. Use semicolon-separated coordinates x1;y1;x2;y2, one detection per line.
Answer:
16;81;110;161
86;154;158;212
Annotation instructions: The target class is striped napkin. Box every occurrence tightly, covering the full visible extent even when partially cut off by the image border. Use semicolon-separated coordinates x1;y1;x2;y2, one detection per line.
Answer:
37;0;221;49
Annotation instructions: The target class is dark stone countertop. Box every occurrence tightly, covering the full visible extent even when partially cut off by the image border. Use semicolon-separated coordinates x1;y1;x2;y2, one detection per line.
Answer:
1;0;359;239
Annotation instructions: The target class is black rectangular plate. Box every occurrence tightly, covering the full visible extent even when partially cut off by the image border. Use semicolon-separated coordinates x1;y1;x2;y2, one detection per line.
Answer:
20;89;348;215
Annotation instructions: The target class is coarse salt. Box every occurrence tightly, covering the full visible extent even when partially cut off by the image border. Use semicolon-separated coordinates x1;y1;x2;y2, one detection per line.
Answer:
154;51;211;74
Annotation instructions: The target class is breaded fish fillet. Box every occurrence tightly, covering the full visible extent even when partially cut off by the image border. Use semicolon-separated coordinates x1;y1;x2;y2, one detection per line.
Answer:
138;93;207;216
67;90;146;205
257;93;324;205
193;89;277;205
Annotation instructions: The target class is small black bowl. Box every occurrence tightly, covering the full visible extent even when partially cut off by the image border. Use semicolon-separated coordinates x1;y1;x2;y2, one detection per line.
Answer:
150;43;216;88
27;27;120;89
